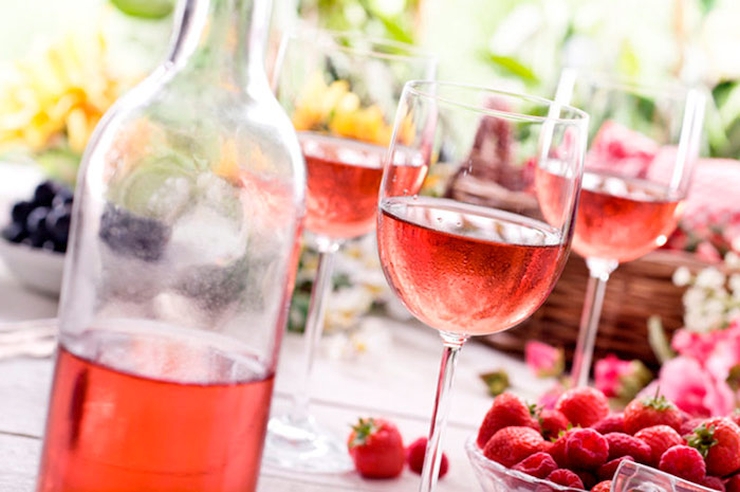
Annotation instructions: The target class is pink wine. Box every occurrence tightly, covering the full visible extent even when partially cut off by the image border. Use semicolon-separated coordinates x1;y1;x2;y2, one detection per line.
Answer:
378;196;567;336
572;172;682;262
37;331;274;492
300;132;386;239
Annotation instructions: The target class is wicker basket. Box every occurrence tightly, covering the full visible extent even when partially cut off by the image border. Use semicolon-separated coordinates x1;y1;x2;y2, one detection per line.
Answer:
479;250;711;372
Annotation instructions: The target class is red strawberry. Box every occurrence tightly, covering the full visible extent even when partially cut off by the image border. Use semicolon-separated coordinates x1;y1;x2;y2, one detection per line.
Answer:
687;417;740;477
347;417;405;479
405;437;449;478
634;425;684;467
483;426;545;468
555;386;610;428
659;444;707;485
536;407;569;441
511;451;558;479
725;474;740;492
476;392;538;448
591;412;626;435
604;432;652;464
623;393;683;434
564;427;609;470
546;468;584;489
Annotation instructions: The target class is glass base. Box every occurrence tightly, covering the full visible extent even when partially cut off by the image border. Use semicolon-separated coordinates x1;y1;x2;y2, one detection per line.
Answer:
262;414;354;474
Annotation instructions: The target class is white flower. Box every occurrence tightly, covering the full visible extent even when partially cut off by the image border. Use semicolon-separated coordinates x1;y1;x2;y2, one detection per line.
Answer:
725;251;740;269
729;273;740;300
672;266;693;287
694;267;726;290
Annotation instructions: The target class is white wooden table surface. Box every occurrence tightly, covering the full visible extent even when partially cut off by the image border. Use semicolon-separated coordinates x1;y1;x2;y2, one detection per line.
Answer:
0;163;551;492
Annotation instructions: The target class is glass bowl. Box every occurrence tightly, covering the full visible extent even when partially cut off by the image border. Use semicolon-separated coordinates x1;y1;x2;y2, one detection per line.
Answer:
466;435;717;492
465;436;583;492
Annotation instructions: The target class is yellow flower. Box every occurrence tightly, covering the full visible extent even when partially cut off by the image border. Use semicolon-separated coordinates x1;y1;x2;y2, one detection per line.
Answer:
290;71;399;146
0;29;126;157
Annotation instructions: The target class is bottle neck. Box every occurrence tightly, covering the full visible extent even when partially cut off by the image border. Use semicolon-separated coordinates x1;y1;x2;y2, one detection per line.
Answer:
166;0;270;87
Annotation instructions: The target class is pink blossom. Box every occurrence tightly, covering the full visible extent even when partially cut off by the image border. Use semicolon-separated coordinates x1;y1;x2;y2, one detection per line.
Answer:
646;356;735;418
594;354;630;398
524;341;564;378
671;329;723;361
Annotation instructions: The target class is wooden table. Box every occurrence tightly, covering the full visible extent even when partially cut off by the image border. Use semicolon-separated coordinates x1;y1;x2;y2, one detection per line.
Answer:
0;260;554;492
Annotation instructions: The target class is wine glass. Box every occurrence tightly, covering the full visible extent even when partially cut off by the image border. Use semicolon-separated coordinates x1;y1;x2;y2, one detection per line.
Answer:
555;69;706;388
377;80;588;492
264;28;437;473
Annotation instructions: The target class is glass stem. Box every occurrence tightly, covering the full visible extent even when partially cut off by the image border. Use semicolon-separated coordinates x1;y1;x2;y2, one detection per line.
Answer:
289;238;341;423
570;257;618;388
419;332;467;492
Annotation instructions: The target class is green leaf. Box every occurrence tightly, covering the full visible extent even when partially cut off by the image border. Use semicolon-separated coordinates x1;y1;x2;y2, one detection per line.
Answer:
110;0;175;19
483;53;539;85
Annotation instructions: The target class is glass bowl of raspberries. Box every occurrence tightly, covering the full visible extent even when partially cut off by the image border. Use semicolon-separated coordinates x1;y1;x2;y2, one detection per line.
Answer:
469;387;737;492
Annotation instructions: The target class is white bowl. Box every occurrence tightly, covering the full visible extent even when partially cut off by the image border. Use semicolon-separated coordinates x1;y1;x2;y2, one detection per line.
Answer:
0;239;65;297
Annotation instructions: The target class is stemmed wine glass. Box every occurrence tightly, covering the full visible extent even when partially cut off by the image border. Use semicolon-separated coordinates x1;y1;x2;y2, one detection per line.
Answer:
377;81;588;492
264;28;436;473
555;69;706;388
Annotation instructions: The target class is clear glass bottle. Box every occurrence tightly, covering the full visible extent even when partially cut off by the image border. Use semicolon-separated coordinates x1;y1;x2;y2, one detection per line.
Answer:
35;0;305;490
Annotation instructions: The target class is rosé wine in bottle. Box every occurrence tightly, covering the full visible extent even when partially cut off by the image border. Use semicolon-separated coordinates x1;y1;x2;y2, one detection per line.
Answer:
299;132;387;239
572;171;682;262
37;330;274;492
377;196;568;336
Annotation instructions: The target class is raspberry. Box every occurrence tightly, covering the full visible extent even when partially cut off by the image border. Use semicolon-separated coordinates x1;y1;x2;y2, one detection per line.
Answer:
546;468;584;489
511;451;558;479
604;432;651;464
701;475;726;491
405;437;449;478
590;413;626;435
547;430;571;468
483;426;544;468
555;386;610;428
597;455;634;482
592;480;613;492
564;428;609;470
658;444;707;485
726;474;740;492
634;425;684;467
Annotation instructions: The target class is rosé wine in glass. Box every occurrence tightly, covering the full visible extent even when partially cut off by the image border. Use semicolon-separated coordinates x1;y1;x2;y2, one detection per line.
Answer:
265;29;437;474
572;172;683;263
300;132;386;239
555;68;705;387
378;196;568;336
377;81;588;492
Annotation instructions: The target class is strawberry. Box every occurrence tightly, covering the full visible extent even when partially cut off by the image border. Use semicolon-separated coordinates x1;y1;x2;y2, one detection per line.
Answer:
347;417;405;479
634;425;684;467
659;444;706;484
687;417;740;477
590;412;626;435
546;468;584;489
564;427;609;470
623;393;683;434
405;437;449;478
555;386;610;428
604;432;652;464
725;473;740;492
483;426;545;468
511;451;558;479
476;392;538;448
536;407;569;441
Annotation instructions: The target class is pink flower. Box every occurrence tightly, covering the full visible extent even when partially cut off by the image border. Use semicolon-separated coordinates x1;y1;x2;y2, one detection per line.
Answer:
645;356;735;418
524;341;564;378
594;354;652;400
671;329;723;361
